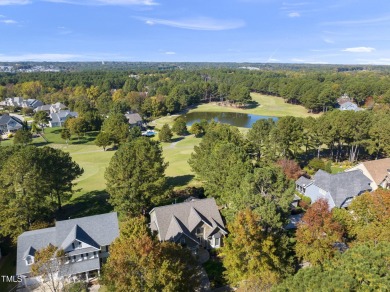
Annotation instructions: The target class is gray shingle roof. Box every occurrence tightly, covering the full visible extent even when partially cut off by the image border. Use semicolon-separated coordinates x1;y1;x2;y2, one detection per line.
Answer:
296;176;312;187
58;258;100;277
17;212;119;276
150;198;226;242
312;170;372;207
0;115;23;131
125;113;142;125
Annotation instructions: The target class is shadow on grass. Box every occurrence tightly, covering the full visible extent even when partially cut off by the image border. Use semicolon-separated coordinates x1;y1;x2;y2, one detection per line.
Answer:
56;190;113;221
244;101;260;109
167;175;195;188
33;141;51;147
171;136;185;143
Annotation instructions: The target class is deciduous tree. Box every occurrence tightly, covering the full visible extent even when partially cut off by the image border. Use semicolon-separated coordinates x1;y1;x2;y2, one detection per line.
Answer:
102;217;201;292
296;199;344;266
95;131;112;151
223;209;290;290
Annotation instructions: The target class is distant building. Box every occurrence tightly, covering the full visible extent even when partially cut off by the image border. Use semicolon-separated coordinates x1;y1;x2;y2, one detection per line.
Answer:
34;102;67;114
149;198;227;250
49;110;78;127
124;113;144;127
17;212;119;288
296;170;372;209
339;101;362;111
0;97;43;109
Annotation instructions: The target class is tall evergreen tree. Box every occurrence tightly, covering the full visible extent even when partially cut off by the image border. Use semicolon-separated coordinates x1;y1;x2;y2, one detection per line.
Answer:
105;138;168;216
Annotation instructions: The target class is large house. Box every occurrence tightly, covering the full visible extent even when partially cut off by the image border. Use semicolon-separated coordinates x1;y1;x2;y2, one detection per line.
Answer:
17;212;119;288
0;114;24;134
34;102;67;114
149;198;227;250
346;158;390;190
49;110;78;127
296;170;372;209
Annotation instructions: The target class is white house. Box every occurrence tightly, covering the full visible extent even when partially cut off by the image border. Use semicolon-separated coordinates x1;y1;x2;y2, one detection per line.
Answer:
49;110;78;127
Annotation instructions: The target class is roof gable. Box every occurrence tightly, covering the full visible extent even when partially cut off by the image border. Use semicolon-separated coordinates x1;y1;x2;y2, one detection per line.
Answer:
150;198;225;242
361;158;390;184
60;225;100;250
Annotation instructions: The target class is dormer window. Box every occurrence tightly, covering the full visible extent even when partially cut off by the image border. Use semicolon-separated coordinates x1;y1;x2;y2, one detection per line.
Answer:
26;256;34;265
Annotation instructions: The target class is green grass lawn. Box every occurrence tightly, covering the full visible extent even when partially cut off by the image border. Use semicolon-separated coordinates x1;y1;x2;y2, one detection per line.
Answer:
161;135;202;188
190;93;319;118
49;144;115;198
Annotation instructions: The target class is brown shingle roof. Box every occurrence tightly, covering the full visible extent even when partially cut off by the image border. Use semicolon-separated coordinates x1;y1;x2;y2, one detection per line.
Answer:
361;158;390;185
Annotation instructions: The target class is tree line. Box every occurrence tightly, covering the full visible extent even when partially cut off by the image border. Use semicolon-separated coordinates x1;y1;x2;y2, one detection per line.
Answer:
1;68;390;119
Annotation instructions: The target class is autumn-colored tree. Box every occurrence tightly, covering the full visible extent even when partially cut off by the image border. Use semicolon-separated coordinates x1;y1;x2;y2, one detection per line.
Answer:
102;217;201;292
295;198;344;266
336;189;390;245
273;242;390;292
223;209;291;290
31;245;67;292
276;159;303;180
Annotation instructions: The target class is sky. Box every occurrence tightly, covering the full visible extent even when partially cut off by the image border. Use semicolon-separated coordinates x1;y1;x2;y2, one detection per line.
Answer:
1;0;390;64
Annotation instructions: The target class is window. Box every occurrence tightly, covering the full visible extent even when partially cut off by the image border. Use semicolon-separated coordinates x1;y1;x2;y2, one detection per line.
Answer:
72;256;76;262
106;245;109;252
180;237;186;244
196;227;204;235
72;243;75;249
26;256;34;265
78;241;82;247
214;237;220;247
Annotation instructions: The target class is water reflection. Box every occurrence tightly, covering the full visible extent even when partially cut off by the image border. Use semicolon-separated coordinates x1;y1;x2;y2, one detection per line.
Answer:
183;112;278;128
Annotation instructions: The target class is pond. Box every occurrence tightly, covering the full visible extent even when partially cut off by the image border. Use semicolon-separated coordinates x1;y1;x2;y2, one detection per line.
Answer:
183;112;278;128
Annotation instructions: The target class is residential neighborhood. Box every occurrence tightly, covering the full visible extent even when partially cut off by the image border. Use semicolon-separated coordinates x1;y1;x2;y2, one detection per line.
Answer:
0;61;390;291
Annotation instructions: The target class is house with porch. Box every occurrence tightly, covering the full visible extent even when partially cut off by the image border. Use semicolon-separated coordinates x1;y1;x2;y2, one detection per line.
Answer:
296;170;372;209
346;158;390;190
16;212;119;288
149;198;227;250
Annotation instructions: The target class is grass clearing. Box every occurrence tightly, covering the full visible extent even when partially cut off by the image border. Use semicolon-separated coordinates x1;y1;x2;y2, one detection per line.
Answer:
190;93;319;118
162;135;202;189
50;144;115;198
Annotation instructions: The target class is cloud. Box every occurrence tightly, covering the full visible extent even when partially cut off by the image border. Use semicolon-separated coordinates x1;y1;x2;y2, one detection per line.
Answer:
323;38;334;44
288;12;300;18
0;53;82;61
44;0;158;5
322;15;390;26
342;47;375;53
1;19;17;24
138;16;245;31
0;0;30;5
164;51;176;55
